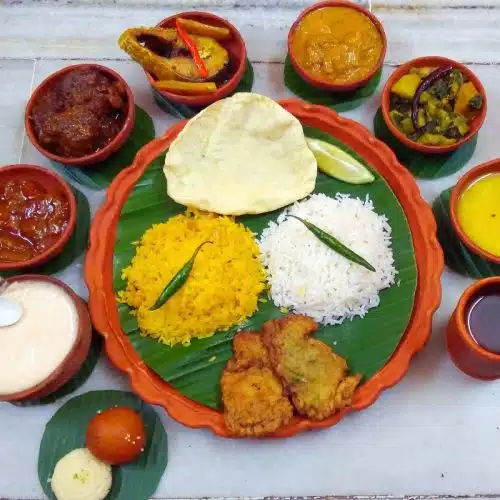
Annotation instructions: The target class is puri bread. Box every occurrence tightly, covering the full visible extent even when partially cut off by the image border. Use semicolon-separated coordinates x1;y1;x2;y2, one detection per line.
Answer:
163;92;317;215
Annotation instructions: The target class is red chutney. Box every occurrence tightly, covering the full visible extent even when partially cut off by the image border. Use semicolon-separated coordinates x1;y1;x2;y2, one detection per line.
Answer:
0;179;70;263
30;68;127;158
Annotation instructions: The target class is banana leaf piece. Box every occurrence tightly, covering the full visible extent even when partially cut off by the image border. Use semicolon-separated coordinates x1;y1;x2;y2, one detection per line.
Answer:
113;125;417;410
38;390;168;500
284;54;382;112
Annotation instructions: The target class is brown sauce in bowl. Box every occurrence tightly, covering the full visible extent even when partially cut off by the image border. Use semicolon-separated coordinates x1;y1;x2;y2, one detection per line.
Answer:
30;68;128;158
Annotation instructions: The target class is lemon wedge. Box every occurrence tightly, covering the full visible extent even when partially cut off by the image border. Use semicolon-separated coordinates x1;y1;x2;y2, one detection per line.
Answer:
306;137;375;184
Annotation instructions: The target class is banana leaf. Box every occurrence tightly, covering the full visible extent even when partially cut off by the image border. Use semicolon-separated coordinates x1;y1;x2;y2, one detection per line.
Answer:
38;390;168;500
284;55;382;112
373;108;478;179
53;106;155;190
113;124;417;410
433;187;500;278
152;58;255;119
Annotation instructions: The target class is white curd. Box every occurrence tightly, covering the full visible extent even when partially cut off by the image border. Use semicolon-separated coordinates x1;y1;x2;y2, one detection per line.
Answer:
0;280;78;395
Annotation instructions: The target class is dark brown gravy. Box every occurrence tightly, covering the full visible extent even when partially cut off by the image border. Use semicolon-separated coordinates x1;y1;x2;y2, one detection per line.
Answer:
467;289;500;354
31;68;127;158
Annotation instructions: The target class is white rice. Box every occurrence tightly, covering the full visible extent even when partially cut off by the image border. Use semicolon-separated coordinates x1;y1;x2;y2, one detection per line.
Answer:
258;193;397;325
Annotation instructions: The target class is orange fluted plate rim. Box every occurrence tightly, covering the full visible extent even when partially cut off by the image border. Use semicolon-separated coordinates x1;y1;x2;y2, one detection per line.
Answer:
85;99;443;438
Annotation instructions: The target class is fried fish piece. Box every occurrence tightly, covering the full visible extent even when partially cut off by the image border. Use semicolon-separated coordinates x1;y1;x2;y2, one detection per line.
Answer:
221;332;293;437
263;314;362;421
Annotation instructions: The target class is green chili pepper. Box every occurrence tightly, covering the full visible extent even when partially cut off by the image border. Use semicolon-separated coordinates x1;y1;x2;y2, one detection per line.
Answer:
149;241;212;311
288;215;376;272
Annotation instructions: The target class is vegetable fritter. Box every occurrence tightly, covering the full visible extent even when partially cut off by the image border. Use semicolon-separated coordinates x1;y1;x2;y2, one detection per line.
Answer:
221;332;293;437
263;315;362;421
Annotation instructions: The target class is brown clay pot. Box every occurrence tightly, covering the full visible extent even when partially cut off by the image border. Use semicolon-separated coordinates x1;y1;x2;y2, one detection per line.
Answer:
25;63;135;166
381;56;487;155
287;0;387;92
446;277;500;380
146;11;247;108
0;275;92;402
0;165;77;273
449;158;500;264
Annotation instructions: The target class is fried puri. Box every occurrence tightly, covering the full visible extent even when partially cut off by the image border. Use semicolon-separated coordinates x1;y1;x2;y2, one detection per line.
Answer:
221;332;293;437
263;315;362;420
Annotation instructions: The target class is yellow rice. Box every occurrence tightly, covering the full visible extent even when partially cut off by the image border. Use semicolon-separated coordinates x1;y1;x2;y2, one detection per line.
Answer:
118;209;266;347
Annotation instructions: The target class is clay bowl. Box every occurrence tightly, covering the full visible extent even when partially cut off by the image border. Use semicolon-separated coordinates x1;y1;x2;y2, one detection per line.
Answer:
0;165;77;272
146;11;247;108
25;63;135;166
446;277;500;380
449;158;500;264
381;56;487;154
287;0;387;92
0;275;92;402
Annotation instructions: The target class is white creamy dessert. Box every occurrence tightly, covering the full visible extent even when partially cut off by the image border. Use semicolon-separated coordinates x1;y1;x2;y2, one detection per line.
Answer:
0;279;79;395
51;448;112;500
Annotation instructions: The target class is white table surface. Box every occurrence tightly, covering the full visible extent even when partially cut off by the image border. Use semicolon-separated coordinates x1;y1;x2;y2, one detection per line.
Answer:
1;2;500;499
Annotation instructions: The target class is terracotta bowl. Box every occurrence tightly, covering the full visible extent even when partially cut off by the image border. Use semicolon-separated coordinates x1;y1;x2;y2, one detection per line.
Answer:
85;99;443;438
0;275;92;402
147;11;247;108
450;158;500;264
0;165;77;272
446;277;500;380
287;0;387;92
381;56;487;154
25;63;135;166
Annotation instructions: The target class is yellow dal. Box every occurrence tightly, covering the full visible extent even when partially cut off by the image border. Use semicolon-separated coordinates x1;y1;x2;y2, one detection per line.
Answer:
118;210;266;347
291;7;383;85
457;173;500;257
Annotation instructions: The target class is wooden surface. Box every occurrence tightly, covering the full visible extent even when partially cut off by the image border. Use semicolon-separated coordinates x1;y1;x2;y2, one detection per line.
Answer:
1;2;500;499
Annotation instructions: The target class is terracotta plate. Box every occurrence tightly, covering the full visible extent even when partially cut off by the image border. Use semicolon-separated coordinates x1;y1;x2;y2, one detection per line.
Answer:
85;100;443;438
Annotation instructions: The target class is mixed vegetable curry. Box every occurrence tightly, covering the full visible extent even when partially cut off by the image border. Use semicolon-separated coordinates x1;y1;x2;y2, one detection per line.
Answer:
390;66;483;146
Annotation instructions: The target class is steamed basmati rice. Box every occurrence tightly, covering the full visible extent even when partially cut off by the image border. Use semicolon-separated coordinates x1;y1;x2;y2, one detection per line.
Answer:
258;193;397;325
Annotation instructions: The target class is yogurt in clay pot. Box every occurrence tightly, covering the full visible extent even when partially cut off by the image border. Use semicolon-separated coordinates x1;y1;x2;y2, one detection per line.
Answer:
0;279;79;396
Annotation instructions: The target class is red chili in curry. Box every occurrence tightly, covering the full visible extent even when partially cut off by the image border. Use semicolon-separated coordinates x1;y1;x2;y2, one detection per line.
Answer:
0;179;70;263
30;68;127;158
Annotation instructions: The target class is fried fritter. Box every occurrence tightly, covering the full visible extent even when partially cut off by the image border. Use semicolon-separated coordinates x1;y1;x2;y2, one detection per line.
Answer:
225;331;270;371
263;314;362;421
221;332;293;437
221;366;294;437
